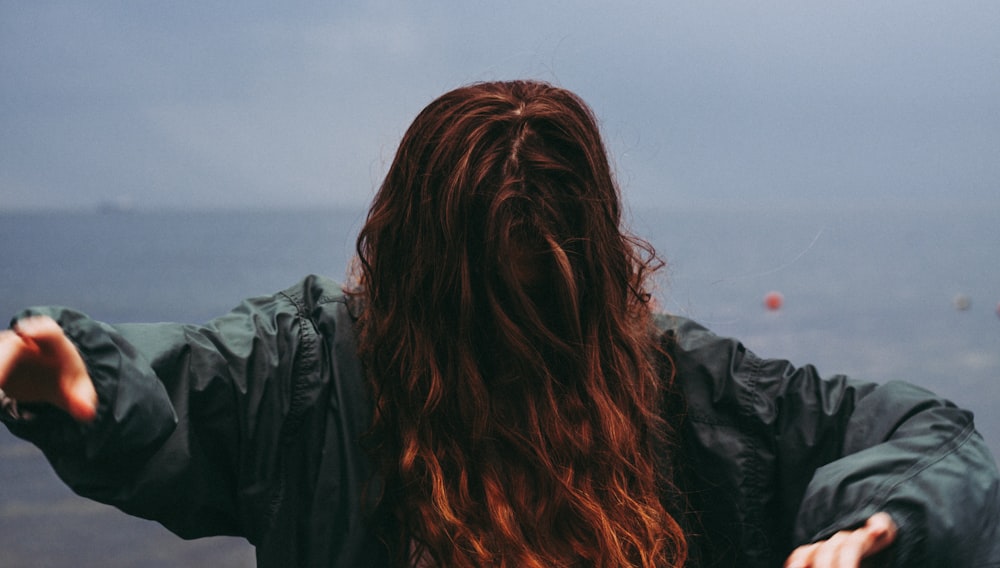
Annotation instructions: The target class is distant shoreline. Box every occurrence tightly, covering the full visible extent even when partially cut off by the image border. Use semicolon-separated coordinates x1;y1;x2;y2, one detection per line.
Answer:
1;197;999;216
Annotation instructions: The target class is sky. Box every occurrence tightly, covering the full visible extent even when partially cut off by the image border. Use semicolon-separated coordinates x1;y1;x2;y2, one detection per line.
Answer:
1;1;998;211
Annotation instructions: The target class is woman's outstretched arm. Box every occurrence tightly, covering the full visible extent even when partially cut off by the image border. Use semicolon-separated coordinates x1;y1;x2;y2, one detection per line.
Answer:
663;314;1000;566
0;281;325;543
2;276;378;564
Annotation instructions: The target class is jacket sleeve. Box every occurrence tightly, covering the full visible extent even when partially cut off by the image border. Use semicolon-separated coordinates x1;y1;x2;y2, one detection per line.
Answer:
790;378;1000;566
664;315;1000;567
2;280;328;543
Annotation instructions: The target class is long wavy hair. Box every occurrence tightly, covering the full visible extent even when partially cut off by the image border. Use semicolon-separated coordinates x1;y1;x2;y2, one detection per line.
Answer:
354;80;686;567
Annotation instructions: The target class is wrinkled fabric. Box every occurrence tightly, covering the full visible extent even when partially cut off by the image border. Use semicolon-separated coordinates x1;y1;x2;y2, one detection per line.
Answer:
4;275;999;567
660;315;1000;566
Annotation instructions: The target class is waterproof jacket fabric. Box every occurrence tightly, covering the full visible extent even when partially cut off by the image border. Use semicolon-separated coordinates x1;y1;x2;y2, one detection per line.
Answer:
5;275;1000;567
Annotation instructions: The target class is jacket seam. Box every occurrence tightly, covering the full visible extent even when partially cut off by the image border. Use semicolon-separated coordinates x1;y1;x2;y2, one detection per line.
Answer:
260;285;347;532
809;420;977;543
261;290;322;536
740;351;772;559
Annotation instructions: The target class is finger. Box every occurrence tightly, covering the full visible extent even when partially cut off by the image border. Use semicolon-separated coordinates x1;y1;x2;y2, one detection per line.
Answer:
785;541;821;567
14;316;78;363
811;531;865;568
18;317;93;383
61;373;98;422
859;513;897;558
0;330;27;387
828;514;897;568
788;532;866;568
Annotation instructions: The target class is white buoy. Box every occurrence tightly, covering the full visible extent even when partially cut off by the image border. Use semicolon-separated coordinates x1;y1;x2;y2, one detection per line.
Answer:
953;294;972;311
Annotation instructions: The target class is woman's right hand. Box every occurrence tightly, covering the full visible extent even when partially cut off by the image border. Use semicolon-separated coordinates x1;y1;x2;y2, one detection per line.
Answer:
784;512;898;568
0;316;97;422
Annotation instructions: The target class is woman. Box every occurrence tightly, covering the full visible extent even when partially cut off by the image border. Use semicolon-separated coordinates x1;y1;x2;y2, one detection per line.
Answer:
1;81;998;567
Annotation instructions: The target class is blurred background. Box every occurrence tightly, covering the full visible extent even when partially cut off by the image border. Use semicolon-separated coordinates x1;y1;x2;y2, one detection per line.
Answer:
3;2;998;212
2;2;998;566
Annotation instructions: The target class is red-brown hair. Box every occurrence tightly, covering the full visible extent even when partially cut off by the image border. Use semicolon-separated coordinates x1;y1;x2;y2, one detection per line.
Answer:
354;80;685;567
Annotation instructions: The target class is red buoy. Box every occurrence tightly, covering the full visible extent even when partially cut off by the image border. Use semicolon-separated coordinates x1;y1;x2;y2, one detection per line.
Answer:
764;291;784;311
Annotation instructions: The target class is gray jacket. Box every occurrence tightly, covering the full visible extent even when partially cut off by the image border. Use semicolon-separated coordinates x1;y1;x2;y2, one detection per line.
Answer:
5;275;1000;566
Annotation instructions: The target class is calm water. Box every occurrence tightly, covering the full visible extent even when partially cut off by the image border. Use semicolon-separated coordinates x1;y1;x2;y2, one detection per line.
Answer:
1;205;998;566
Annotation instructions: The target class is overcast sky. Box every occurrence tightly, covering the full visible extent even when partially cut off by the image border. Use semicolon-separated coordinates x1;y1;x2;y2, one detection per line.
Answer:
2;1;998;211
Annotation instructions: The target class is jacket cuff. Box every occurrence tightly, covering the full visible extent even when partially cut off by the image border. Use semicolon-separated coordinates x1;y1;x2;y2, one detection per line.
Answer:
5;307;177;462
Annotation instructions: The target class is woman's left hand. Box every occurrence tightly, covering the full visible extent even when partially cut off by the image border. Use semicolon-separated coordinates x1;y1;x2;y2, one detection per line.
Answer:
784;512;897;568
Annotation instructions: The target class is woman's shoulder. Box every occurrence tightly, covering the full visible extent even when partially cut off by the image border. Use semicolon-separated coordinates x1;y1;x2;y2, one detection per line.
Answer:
652;313;748;374
275;274;349;312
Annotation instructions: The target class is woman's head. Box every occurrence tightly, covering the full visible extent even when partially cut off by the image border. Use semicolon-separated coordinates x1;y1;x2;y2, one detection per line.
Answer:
355;80;684;567
360;81;642;342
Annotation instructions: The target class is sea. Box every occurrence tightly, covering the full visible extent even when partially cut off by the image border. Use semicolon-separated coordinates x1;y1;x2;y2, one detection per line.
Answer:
1;205;998;567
